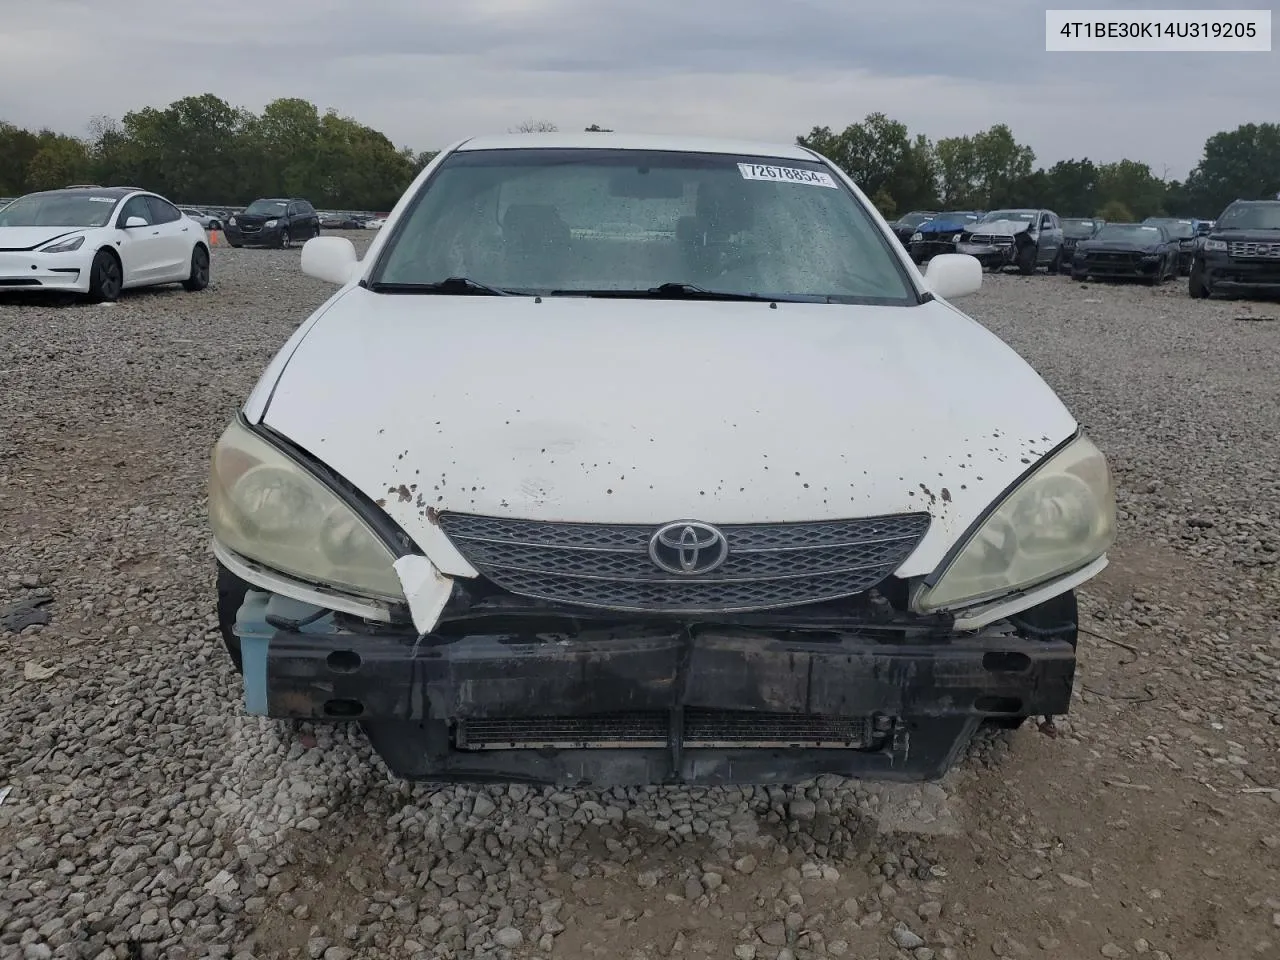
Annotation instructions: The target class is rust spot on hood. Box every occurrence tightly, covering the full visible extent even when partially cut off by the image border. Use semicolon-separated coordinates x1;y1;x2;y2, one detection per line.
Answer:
396;484;412;503
941;488;952;503
425;506;442;525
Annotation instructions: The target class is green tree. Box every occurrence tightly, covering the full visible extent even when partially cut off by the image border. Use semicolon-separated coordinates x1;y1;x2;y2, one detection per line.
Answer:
1096;199;1134;221
1041;159;1098;216
23;133;92;190
870;186;897;219
1184;122;1280;215
972;125;1035;207
0;122;44;194
798;114;937;210
1095;159;1166;220
934;135;980;207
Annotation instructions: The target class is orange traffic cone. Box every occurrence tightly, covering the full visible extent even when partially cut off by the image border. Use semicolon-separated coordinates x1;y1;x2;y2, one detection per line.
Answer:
208;229;222;247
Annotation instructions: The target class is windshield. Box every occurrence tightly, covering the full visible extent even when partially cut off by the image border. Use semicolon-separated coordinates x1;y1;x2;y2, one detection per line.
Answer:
980;210;1036;223
1144;218;1194;239
1062;219;1098;238
0;192;120;228
1215;202;1280;231
1095;224;1165;243
372;148;916;304
244;199;288;216
897;211;935;228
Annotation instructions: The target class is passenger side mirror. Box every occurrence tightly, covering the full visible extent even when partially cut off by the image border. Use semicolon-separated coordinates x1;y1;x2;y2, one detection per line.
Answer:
301;236;360;284
123;216;148;229
924;253;982;300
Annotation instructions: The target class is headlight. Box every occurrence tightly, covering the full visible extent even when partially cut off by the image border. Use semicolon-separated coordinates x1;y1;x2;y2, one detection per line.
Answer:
914;434;1115;613
910;232;923;242
1203;239;1226;252
265;219;279;227
42;235;85;253
209;418;405;602
951;233;962;242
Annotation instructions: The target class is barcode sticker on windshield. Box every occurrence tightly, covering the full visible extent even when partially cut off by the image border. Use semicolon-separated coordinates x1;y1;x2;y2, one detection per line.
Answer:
738;163;838;188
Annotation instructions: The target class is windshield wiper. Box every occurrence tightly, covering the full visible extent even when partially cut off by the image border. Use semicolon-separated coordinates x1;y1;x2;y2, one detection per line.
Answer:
368;277;518;296
550;282;817;303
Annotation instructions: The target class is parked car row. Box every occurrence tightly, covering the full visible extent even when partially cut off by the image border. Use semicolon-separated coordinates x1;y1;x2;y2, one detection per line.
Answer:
891;202;1276;300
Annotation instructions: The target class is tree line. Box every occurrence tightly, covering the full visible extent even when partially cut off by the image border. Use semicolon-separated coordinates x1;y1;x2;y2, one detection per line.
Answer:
2;93;1277;219
798;114;1280;221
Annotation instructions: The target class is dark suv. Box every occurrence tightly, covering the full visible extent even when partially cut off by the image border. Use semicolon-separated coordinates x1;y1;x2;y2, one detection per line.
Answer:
225;198;320;249
1189;200;1280;299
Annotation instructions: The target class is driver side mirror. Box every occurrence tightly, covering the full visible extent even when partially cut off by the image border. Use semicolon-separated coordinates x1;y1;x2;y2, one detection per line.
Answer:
123;216;148;229
924;253;982;300
301;236;360;285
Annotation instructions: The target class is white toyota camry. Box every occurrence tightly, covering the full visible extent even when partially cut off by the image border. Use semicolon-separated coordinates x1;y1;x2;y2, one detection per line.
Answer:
210;133;1116;787
0;186;211;302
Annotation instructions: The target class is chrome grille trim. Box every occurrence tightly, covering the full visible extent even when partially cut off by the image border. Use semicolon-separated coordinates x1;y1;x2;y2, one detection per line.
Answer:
967;233;1015;245
438;512;930;613
1229;241;1280;259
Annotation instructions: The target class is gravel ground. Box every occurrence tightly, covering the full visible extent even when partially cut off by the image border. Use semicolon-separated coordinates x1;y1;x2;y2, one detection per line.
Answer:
2;236;1278;960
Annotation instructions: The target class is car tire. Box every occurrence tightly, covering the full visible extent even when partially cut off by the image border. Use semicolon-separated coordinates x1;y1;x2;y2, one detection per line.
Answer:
1188;260;1211;298
182;245;210;292
1016;244;1038;275
85;249;123;303
1048;249;1062;273
216;562;249;674
279;228;292;250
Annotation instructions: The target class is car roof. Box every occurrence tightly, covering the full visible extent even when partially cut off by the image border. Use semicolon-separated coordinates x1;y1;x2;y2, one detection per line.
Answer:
21;186;138;200
454;132;818;161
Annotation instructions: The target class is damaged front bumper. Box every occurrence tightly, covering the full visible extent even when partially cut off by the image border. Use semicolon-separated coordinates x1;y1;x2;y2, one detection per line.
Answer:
233;589;1077;786
955;240;1016;267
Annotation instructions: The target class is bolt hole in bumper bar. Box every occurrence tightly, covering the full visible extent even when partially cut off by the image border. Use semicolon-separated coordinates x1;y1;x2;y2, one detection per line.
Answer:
234;588;1077;786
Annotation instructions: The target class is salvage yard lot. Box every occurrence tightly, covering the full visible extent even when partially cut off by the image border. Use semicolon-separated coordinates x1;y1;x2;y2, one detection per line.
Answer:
2;235;1278;960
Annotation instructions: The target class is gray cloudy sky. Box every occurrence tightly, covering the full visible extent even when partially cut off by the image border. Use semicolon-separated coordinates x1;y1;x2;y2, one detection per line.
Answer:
0;0;1274;178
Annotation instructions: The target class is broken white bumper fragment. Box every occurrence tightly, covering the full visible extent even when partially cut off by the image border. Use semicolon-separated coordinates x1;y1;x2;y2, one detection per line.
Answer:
392;554;454;635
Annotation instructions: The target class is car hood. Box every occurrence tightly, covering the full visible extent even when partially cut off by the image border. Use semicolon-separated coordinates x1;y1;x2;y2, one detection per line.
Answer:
918;219;971;234
1211;229;1280;243
0;226;90;251
969;220;1032;237
256;291;1078;578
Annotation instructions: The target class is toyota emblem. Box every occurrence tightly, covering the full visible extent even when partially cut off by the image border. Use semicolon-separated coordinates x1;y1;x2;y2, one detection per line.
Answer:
648;521;729;575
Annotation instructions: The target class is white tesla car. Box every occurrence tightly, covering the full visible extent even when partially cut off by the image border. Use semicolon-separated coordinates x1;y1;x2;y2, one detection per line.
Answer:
0;186;211;302
210;133;1116;786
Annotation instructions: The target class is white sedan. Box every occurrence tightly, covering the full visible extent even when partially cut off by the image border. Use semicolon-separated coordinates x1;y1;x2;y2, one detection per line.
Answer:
0;186;211;302
209;132;1116;786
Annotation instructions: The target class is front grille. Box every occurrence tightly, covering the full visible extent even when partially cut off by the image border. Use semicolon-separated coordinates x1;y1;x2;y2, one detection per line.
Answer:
967;234;1014;246
437;512;930;613
456;710;876;750
240;224;261;233
1229;241;1280;259
1086;252;1141;265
